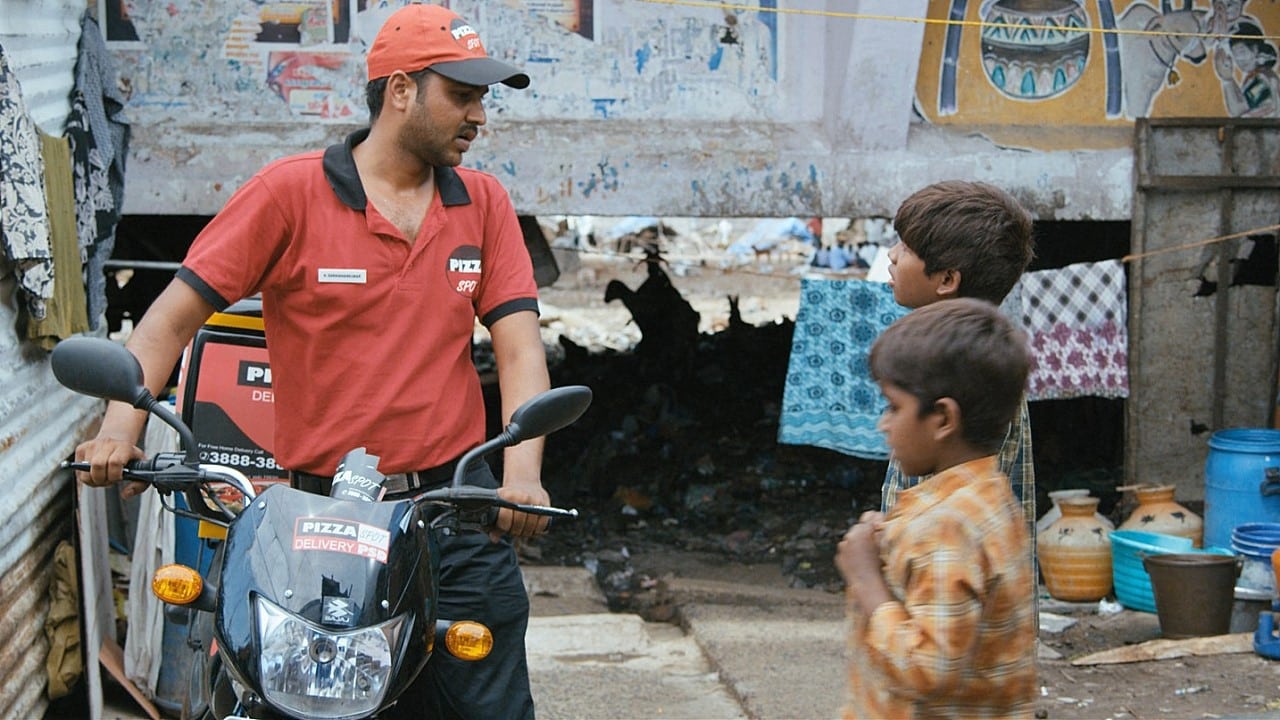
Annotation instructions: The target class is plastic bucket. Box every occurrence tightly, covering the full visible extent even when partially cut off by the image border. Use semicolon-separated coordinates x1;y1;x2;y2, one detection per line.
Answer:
1110;530;1233;613
1204;428;1280;550
1144;553;1240;638
1231;522;1280;594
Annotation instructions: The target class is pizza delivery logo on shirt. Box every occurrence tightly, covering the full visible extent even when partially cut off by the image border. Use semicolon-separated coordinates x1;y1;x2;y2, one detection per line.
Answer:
446;245;482;299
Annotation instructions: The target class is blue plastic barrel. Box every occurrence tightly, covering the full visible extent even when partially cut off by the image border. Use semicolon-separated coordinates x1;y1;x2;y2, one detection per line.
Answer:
1204;429;1280;551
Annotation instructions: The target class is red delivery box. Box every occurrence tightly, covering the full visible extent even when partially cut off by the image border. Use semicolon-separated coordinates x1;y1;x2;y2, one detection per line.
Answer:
175;297;288;490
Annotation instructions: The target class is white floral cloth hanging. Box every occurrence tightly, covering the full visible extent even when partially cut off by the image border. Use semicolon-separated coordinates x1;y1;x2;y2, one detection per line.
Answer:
0;42;54;320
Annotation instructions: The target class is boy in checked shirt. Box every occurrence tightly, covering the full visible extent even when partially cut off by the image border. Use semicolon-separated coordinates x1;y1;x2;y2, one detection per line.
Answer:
836;299;1036;719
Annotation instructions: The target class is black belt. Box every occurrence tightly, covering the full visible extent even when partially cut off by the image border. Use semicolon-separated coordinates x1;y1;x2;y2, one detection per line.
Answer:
290;459;457;498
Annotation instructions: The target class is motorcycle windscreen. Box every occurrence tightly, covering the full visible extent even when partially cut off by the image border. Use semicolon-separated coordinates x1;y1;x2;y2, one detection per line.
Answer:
214;484;436;715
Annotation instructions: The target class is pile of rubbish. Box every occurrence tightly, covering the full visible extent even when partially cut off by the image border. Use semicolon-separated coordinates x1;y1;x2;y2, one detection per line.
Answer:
517;251;887;606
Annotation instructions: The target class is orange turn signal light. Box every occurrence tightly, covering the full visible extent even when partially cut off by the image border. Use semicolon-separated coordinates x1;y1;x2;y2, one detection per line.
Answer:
152;564;203;605
444;621;493;661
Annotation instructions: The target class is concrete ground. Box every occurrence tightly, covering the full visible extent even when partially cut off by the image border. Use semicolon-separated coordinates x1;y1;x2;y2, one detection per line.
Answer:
100;564;839;720
525;565;846;720
96;564;1280;720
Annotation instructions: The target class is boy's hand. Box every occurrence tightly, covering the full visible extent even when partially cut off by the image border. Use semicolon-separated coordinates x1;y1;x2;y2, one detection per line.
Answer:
835;511;892;611
858;510;885;528
835;513;883;583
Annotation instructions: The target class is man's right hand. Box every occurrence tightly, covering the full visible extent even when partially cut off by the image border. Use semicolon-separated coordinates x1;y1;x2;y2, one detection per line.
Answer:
74;435;145;491
67;277;217;499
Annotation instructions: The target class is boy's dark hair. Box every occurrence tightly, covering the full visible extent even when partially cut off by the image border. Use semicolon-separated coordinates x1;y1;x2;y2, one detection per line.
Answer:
893;181;1035;304
870;298;1030;453
366;67;433;121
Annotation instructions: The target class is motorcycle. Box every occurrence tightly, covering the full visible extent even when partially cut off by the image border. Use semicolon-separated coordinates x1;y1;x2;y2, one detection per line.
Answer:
52;336;591;719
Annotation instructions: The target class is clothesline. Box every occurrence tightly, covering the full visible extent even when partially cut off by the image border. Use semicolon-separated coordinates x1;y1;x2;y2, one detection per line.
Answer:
1120;223;1280;263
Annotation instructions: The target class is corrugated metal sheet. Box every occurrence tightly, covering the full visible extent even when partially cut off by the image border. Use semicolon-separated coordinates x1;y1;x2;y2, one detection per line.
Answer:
0;0;83;133
0;4;109;715
0;277;104;719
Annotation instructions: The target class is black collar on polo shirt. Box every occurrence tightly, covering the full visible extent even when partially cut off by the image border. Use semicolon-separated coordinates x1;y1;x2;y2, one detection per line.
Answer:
322;128;473;211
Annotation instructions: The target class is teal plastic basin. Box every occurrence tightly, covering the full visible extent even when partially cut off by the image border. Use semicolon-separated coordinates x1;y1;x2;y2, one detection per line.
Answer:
1110;530;1234;613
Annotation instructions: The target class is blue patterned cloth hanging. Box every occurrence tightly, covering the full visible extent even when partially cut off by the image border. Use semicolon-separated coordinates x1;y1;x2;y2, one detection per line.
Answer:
778;277;909;459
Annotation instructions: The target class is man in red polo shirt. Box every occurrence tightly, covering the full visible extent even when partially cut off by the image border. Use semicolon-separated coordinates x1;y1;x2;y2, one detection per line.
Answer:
74;5;550;718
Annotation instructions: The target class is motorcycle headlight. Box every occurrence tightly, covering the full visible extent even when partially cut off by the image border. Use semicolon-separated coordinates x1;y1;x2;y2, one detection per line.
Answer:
255;596;405;719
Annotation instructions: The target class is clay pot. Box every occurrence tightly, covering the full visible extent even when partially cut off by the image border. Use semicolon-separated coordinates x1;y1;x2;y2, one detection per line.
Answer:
1038;488;1115;534
1038;495;1114;602
1118;485;1203;548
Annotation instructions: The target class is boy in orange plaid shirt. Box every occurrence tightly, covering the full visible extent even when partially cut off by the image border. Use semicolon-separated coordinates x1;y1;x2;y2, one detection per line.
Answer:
835;298;1037;719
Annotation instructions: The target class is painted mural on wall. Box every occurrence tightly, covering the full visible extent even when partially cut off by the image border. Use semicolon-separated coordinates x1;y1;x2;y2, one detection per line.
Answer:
915;0;1279;149
96;0;779;124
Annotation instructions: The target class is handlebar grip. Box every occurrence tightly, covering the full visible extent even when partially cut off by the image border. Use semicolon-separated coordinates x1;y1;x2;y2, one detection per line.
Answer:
479;506;559;533
126;457;158;472
62;456;169;477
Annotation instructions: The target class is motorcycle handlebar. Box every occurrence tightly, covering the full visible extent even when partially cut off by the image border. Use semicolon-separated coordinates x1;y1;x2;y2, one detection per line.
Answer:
62;454;178;479
62;457;256;526
63;456;253;491
414;485;578;518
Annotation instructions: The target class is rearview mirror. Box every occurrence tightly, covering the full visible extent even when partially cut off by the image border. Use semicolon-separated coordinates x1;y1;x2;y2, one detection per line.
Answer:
51;337;150;408
505;385;593;444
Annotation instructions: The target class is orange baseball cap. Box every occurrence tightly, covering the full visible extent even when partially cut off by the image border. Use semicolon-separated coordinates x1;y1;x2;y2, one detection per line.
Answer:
366;3;530;89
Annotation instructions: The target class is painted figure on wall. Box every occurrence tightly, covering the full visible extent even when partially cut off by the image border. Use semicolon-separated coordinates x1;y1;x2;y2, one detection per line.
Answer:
1208;0;1249;37
1213;18;1279;116
1115;0;1208;118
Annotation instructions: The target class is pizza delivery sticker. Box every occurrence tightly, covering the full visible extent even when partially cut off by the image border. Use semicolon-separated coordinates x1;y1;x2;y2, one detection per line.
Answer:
293;518;391;563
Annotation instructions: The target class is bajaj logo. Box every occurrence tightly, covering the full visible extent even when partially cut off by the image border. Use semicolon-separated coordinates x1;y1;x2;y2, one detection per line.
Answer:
239;360;272;388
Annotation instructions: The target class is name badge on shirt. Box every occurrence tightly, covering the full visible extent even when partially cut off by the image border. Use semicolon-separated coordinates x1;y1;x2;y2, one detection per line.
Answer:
318;268;367;284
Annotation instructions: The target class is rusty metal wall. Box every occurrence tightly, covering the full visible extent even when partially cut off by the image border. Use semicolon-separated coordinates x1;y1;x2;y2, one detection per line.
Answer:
0;279;105;719
1127;118;1280;501
0;5;110;715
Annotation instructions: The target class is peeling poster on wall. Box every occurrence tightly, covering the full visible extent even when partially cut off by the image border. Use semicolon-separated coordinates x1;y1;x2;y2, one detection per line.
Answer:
267;51;359;119
525;0;594;40
100;0;142;46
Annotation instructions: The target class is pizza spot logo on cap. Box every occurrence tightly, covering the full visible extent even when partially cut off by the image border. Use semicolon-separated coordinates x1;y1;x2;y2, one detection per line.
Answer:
450;19;483;54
